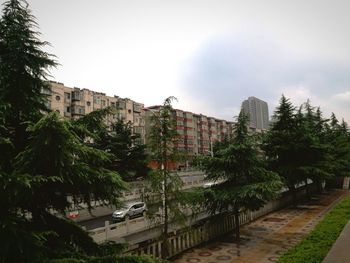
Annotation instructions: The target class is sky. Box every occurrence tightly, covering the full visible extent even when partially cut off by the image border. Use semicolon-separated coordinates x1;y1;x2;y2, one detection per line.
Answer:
3;0;350;122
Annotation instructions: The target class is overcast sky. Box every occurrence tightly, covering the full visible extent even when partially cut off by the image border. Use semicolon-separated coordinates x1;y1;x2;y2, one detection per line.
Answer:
3;0;350;122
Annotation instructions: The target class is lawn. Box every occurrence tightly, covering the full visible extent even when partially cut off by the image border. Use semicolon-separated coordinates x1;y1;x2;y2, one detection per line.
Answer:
277;194;350;263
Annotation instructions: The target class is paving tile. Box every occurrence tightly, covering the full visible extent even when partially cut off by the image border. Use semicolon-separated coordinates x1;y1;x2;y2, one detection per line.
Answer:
171;189;348;263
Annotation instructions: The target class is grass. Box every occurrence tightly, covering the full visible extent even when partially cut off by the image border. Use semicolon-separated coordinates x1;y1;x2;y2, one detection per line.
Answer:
277;194;350;263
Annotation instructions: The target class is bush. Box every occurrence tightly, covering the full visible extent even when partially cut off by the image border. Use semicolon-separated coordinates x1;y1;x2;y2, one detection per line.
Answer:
277;195;350;263
49;259;85;263
49;255;166;263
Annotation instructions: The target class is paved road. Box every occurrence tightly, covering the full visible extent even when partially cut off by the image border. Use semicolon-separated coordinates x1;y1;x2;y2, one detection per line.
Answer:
78;172;205;230
79;203;158;231
172;189;349;263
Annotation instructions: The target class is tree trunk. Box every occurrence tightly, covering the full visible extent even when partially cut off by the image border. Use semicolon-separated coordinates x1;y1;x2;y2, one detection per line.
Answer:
161;155;169;258
161;190;169;259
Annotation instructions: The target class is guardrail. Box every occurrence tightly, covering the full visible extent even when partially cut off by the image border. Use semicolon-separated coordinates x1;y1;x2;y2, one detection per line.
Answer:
89;217;151;243
89;185;316;256
69;170;206;222
125;183;318;259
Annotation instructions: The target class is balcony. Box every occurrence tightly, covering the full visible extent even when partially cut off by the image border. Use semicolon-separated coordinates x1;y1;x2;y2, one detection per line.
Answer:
117;101;126;109
133;104;142;113
71;106;85;116
71;91;81;101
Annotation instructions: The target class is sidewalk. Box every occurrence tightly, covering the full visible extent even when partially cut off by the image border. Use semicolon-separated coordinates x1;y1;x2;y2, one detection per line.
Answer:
323;219;350;263
171;189;348;263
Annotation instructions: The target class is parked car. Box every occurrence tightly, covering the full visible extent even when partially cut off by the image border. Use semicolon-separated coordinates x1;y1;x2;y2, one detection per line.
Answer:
111;201;147;222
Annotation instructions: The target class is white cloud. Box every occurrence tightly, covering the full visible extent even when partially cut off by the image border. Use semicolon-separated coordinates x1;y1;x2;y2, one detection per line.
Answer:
332;90;350;102
279;85;313;106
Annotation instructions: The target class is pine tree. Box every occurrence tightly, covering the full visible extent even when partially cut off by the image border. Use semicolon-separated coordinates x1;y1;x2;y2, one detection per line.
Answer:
100;120;149;181
293;101;330;197
0;0;57;154
263;95;302;205
324;113;350;187
74;108;150;181
0;1;139;261
147;97;189;258
198;110;282;241
0;112;129;262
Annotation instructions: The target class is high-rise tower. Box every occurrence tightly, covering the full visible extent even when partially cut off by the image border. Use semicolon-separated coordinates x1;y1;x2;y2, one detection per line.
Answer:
242;96;269;130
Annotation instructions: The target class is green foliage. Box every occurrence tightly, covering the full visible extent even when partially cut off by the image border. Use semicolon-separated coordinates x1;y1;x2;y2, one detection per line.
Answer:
15;112;127;212
264;96;350;201
148;96;180;167
263;95;302;191
277;195;350;263
49;259;85;263
48;255;166;263
88;255;166;263
292;101;331;195
197;110;282;239
146;97;190;258
74;109;150;181
0;112;128;262
101;120;149;181
0;2;131;262
323;113;350;182
0;0;57;153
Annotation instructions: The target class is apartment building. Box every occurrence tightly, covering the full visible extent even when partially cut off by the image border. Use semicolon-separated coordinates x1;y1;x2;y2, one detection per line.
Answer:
242;96;269;131
48;81;146;143
145;106;235;156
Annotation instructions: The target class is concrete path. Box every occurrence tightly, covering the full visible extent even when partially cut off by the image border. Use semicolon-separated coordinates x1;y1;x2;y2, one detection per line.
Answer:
171;189;348;263
323;219;350;263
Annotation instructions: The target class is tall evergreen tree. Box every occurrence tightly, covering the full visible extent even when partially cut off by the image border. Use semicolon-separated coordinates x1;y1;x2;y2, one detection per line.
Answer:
74;108;150;181
263;95;302;205
99;119;149;181
147;97;190;258
0;1;147;262
293;102;330;196
198;111;282;241
0;0;57;154
1;112;129;262
324;113;350;186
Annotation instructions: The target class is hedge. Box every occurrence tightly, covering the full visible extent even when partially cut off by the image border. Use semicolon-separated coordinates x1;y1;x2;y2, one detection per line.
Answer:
277;195;350;263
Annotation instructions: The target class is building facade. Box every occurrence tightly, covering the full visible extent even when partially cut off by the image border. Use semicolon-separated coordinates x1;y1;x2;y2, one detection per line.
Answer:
145;106;235;156
48;81;146;144
48;81;237;154
242;96;269;131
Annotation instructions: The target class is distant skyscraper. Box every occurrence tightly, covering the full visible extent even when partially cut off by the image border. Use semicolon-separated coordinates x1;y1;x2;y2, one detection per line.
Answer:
242;96;269;130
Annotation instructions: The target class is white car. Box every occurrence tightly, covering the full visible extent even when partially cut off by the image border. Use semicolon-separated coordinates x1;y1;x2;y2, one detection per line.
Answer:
111;201;147;222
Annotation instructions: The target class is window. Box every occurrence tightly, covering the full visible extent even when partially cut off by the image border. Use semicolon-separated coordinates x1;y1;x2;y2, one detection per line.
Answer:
55;95;60;101
101;100;106;106
64;92;70;101
128;109;132;114
118;101;126;109
86;101;91;106
133;203;144;209
71;91;81;101
66;106;70;113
